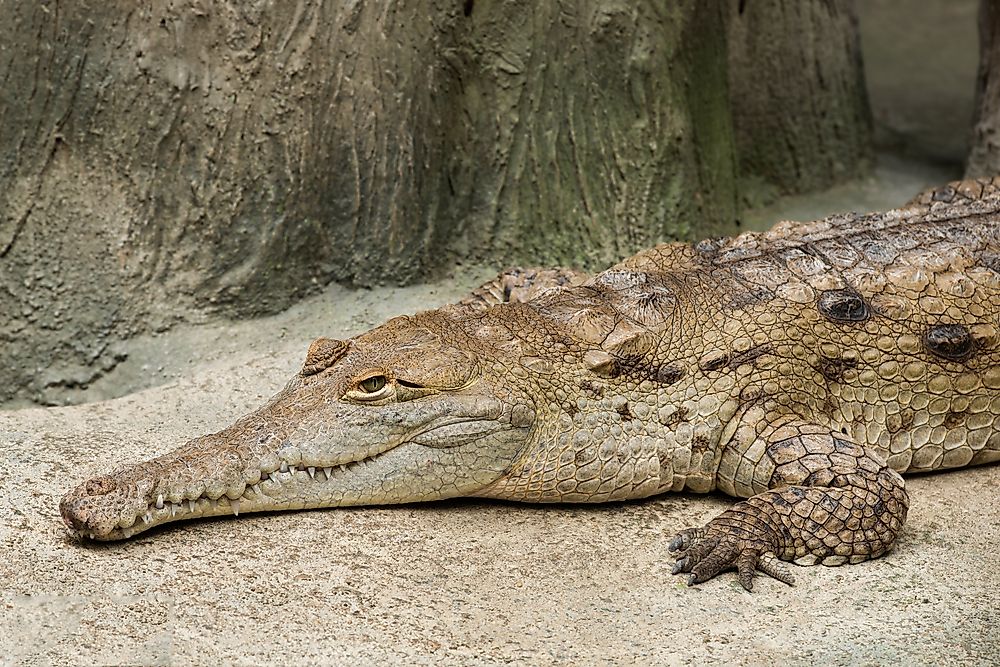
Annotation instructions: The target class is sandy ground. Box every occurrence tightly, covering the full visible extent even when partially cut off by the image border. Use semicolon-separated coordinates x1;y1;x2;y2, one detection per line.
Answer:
3;217;1000;665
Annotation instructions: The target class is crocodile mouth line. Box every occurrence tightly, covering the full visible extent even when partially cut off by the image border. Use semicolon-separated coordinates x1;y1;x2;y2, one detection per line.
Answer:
71;415;510;540
77;449;388;541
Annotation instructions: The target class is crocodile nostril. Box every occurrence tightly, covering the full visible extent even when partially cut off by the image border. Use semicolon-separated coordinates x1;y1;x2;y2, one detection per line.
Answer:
60;496;89;530
60;476;120;532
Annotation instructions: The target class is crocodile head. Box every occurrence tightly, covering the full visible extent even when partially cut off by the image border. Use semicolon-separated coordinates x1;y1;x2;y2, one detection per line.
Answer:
60;313;536;540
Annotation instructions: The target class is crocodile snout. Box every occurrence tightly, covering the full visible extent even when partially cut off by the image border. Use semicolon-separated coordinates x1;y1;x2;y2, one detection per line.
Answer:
59;475;121;536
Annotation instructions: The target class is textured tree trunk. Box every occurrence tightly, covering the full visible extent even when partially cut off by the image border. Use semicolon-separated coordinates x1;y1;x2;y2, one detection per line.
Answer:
440;0;739;267
968;0;1000;176
727;0;872;202
0;0;739;404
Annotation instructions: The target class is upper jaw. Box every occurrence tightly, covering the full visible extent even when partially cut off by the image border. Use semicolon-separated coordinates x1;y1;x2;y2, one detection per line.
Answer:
62;451;397;540
60;426;416;540
61;393;522;540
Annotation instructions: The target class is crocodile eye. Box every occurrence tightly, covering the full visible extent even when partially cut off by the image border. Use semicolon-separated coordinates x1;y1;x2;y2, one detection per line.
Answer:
359;376;386;393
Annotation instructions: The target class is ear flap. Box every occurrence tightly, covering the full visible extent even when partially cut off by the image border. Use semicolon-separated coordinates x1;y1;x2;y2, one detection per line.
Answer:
301;337;349;376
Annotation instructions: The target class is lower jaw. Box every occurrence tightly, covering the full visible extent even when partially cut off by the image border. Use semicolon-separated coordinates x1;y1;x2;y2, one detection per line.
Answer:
84;458;405;540
86;493;349;540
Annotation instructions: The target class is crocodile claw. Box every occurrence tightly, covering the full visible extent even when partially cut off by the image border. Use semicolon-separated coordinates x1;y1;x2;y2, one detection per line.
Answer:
667;527;704;553
667;525;795;591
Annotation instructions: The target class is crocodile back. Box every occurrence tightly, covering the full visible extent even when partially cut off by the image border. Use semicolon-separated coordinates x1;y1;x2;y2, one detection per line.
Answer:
453;188;999;502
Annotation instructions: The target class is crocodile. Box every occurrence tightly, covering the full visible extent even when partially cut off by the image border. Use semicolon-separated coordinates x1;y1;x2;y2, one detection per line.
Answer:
60;179;1000;590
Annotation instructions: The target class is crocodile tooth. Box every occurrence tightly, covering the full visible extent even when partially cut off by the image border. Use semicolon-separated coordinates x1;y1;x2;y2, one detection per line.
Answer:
170;503;178;517
339;464;348;473
280;462;289;473
143;512;152;524
252;483;262;496
155;494;164;510
188;499;196;513
307;466;316;479
231;498;240;516
322;467;333;479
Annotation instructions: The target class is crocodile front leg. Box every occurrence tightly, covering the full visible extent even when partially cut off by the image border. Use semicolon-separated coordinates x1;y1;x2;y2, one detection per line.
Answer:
669;422;909;591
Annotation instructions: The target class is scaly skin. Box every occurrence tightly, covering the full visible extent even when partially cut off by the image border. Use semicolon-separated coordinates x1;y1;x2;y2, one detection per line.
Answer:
61;179;1000;591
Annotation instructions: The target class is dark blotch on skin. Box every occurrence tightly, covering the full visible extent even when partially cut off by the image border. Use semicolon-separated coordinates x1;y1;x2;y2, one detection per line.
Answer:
981;253;1000;274
888;409;916;434
804;469;835;487
617;355;684;386
656;364;685;385
832;438;857;454
694;237;726;255
931;186;956;203
728;344;773;369
85;476;115;496
924;324;975;361
817;289;869;323
819;494;839;513
818;356;859;382
772;495;793;508
739;385;763;403
944;411;966;427
663;406;689;427
723;287;774;312
699;352;729;372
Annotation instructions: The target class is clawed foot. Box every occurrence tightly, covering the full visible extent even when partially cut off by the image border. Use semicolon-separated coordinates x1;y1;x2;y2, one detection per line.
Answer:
667;525;795;591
